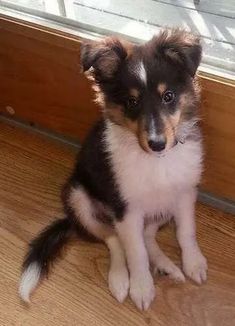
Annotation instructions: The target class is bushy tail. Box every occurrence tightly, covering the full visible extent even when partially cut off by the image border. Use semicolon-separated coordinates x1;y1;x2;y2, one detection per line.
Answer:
19;218;75;302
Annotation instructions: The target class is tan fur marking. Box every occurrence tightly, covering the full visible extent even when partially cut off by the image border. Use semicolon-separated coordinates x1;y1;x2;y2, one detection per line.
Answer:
157;83;167;95
162;113;180;150
138;119;151;153
125;119;139;135
104;104;125;126
129;88;139;98
105;103;149;152
164;119;175;150
138;132;150;152
93;84;105;107
120;39;134;58
105;103;139;136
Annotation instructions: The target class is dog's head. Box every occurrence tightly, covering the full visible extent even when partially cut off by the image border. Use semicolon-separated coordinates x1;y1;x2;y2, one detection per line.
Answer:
81;29;201;153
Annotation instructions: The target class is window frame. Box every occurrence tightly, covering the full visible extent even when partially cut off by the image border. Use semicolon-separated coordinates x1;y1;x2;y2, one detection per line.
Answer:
1;0;235;80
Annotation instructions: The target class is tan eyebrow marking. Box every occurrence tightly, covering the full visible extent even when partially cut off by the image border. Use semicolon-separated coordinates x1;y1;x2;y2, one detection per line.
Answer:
157;83;167;95
129;88;139;98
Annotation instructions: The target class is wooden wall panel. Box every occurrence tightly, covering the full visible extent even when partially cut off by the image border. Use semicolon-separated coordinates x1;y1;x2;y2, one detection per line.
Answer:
0;16;235;201
200;77;235;201
0;17;99;142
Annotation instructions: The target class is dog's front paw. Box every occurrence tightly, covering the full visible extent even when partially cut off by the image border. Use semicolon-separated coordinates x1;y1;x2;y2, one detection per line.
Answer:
129;272;156;311
183;249;207;284
152;255;185;283
108;266;129;303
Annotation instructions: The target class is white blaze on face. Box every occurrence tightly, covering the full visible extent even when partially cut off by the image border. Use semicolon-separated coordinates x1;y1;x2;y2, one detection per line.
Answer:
149;117;157;141
148;117;166;148
135;61;147;85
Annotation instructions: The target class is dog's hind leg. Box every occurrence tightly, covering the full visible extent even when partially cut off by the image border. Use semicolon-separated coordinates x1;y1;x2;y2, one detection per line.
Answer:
69;186;130;302
144;222;185;282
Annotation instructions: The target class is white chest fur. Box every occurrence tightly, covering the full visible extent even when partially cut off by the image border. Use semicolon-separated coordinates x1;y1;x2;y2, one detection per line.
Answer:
105;122;203;217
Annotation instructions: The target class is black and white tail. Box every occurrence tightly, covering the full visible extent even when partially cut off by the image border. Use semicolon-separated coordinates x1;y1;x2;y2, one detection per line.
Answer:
19;218;75;302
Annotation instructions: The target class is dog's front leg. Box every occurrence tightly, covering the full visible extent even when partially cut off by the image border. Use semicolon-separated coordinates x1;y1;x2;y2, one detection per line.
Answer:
174;189;207;284
115;210;156;310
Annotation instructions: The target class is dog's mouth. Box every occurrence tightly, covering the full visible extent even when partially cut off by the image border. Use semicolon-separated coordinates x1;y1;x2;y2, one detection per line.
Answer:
155;139;180;156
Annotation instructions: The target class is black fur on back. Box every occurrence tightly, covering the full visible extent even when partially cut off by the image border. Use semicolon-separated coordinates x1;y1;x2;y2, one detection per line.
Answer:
69;119;126;221
22;120;122;279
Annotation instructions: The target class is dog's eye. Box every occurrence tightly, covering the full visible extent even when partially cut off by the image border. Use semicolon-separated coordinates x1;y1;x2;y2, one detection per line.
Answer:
127;97;138;109
162;91;175;104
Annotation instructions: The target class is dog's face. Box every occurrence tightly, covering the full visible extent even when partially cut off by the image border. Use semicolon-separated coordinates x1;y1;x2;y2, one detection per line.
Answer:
81;29;201;153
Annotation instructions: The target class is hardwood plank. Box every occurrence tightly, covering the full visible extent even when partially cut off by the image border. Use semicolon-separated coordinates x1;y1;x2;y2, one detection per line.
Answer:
0;121;235;326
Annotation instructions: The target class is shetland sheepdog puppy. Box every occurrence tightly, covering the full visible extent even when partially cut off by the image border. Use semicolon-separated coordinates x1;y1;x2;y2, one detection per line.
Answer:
19;28;207;311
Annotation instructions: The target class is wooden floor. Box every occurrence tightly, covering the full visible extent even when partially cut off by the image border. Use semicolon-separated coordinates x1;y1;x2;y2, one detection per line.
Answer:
0;120;235;326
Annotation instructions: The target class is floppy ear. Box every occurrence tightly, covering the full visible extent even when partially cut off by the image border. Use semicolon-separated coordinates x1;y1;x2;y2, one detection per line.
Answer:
153;29;202;77
80;37;127;81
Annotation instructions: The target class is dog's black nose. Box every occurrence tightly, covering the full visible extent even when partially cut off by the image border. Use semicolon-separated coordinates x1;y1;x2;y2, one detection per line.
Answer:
148;139;166;152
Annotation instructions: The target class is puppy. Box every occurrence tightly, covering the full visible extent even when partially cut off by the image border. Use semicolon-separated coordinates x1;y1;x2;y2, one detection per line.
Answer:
19;28;207;311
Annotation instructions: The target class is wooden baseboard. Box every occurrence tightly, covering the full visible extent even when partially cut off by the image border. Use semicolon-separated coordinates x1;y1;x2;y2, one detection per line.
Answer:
1;15;235;202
